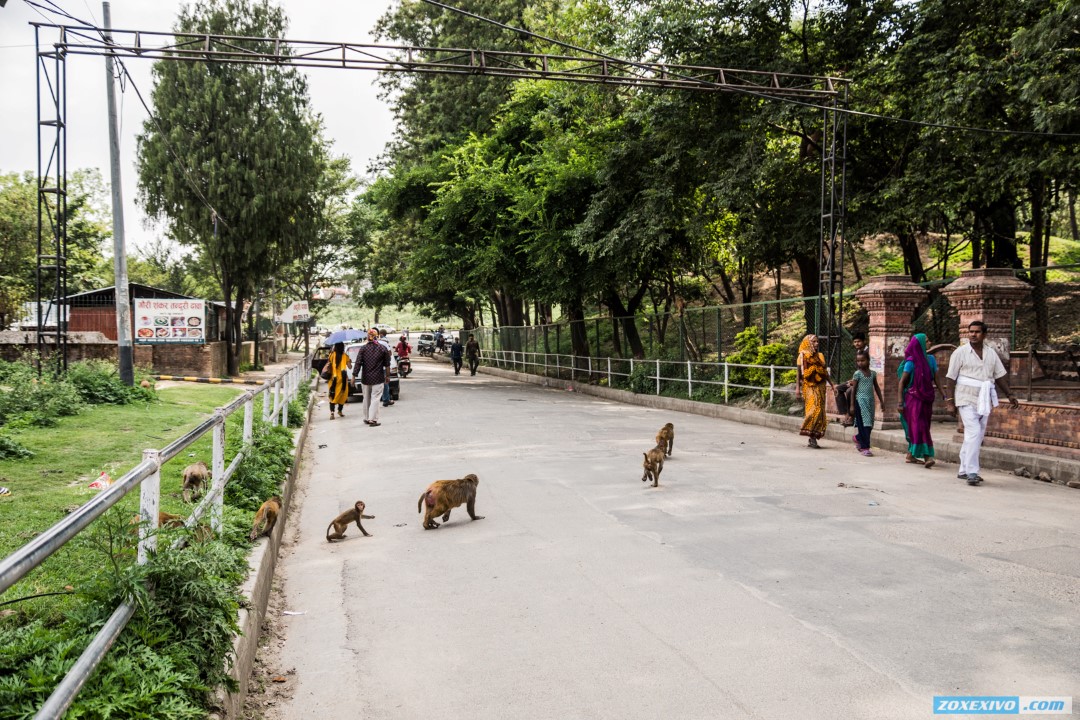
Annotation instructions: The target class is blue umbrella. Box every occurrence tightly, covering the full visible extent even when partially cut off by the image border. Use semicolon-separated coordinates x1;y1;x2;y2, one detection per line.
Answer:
322;328;365;346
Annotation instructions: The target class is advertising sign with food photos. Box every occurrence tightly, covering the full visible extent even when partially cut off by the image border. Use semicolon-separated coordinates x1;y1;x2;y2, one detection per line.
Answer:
133;298;206;344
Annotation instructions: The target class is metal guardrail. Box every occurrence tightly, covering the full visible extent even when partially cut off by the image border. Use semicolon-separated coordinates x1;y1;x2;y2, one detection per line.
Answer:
484;350;797;403
0;357;309;720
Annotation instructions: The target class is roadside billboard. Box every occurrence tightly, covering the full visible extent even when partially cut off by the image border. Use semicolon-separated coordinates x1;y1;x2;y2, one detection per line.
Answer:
134;298;206;344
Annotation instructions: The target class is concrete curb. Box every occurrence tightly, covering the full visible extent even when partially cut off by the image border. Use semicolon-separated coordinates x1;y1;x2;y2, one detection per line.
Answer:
476;363;1080;487
211;374;316;719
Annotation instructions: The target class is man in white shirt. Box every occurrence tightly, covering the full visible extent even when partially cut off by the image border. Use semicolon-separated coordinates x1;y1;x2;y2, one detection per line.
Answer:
945;321;1018;485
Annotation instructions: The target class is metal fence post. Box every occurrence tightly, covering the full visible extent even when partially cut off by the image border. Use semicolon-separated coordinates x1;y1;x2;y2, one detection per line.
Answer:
716;306;721;358
556;353;560;378
262;381;271;423
243;391;254;443
724;362;729;403
587;355;591;381
211;409;226;534
279;379;289;426
687;360;692;399
571;354;575;382
137;449;161;565
655;358;660;395
544;351;548;377
769;365;776;404
607;357;611;386
272;379;281;427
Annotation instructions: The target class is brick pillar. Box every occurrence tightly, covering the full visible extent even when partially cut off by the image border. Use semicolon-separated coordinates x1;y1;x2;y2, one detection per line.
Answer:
854;275;929;425
941;269;1030;365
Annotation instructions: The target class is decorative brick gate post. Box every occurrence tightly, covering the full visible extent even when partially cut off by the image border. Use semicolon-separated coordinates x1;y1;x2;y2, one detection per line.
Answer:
854;275;929;425
940;268;1030;365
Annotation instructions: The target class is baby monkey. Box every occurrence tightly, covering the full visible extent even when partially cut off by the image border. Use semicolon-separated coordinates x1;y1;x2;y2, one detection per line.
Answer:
642;445;665;487
249;496;282;541
181;461;210;503
655;422;675;457
326;500;374;542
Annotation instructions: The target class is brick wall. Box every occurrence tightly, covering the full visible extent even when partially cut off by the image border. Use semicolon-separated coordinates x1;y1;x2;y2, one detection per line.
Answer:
983;402;1080;459
150;341;227;377
0;336;226;377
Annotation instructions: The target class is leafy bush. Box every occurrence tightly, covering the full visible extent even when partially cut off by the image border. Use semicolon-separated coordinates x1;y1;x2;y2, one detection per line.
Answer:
627;362;654;394
0;434;33;460
224;420;294;512
748;341;799;397
0;365;82;428
66;360;156;405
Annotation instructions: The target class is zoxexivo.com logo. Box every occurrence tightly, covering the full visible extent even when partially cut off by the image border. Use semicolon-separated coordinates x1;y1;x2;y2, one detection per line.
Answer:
933;696;1072;715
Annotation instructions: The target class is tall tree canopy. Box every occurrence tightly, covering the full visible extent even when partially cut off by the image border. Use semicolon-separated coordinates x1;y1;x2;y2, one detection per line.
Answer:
137;0;322;373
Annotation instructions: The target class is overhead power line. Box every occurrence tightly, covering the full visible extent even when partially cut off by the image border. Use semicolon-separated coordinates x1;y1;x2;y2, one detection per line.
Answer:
24;0;230;227
418;0;1080;140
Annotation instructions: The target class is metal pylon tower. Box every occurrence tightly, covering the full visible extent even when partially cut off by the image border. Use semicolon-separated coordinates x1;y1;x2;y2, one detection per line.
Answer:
35;25;69;376
818;84;849;375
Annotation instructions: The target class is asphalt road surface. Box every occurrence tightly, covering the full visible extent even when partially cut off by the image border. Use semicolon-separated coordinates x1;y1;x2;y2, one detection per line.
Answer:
266;356;1079;719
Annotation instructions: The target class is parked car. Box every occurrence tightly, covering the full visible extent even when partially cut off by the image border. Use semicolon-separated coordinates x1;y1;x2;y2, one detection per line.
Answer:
311;342;400;401
417;332;436;357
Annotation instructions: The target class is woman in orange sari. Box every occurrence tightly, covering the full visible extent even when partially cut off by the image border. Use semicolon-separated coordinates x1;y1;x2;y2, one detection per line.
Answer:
795;334;832;448
326;341;352;419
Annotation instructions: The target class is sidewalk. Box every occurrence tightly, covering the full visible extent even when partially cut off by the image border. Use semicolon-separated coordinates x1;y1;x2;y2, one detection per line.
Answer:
476;362;1080;488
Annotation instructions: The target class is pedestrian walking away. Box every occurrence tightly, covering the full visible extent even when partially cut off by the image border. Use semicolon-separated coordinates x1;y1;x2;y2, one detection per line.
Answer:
465;333;480;376
897;333;945;469
378;329;395;407
325;341;352;419
945;321;1018;485
847;349;884;456
352;328;391;426
795;334;832;448
450;336;464;375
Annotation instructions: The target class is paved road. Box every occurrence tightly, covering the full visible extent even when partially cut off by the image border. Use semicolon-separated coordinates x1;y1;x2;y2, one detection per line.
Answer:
267;356;1079;719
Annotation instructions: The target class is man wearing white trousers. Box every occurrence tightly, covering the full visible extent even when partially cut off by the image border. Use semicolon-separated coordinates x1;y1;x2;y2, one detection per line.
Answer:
945;321;1018;485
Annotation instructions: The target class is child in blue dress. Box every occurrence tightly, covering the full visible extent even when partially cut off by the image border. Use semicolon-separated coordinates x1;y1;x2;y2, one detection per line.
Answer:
846;350;884;456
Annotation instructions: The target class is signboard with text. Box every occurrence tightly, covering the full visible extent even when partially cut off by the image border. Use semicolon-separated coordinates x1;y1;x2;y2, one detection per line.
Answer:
277;300;310;323
134;298;206;344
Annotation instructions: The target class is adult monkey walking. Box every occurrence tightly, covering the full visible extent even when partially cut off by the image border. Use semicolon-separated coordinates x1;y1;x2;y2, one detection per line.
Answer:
945;321;1018;485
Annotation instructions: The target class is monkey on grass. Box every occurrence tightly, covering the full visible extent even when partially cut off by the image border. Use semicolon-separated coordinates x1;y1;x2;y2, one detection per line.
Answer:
642;445;665;487
655;422;675;457
249;496;282;541
181;461;210;503
326;500;374;542
417;474;484;530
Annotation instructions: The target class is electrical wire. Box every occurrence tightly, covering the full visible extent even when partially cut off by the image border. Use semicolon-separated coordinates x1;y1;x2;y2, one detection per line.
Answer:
418;0;1080;140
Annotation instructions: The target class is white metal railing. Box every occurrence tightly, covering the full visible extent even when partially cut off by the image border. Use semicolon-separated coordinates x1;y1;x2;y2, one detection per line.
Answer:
484;349;797;403
0;356;309;720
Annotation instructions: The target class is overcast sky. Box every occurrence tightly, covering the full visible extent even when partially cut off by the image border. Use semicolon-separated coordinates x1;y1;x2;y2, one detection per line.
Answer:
0;0;398;252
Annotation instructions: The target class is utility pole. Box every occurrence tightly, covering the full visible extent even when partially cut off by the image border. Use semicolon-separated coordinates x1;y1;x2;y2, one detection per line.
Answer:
103;2;133;385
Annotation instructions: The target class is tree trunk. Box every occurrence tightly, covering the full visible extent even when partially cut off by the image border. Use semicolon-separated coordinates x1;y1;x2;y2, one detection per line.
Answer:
604;290;646;359
231;294;245;377
566;298;590;371
222;274;238;376
977;199;1020;268
793;251;820;336
897;230;926;283
1069;187;1078;242
1030;177;1048;344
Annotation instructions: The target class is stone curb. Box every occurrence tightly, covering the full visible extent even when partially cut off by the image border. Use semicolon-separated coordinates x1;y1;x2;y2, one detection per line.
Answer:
476;363;1080;487
211;373;316;719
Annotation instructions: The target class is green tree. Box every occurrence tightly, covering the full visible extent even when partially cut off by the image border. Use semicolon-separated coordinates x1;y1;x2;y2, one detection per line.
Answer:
137;0;321;375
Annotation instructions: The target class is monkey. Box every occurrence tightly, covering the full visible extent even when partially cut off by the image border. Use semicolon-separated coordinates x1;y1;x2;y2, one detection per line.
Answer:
181;461;210;503
249;496;282;541
641;445;665;487
129;511;185;535
416;474;484;530
655;422;675;457
326;500;374;542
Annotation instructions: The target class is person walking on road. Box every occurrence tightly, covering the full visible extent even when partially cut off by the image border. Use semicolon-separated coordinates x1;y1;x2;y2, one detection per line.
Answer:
795;334;832;448
325;341;352;420
450;336;464;375
378;329;395;407
945;321;1018;485
847;349;883;456
897;333;945;469
352;328;391;426
465;334;481;376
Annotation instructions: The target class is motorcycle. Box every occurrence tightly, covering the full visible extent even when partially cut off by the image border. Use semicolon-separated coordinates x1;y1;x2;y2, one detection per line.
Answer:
418;343;434;357
396;354;412;378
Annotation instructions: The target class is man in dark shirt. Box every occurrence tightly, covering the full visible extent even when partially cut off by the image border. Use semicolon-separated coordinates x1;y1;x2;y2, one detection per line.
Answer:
465;334;481;376
352;328;391;426
450;336;464;375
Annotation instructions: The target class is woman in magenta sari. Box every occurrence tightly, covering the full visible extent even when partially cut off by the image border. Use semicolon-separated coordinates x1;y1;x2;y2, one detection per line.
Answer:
896;333;945;469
